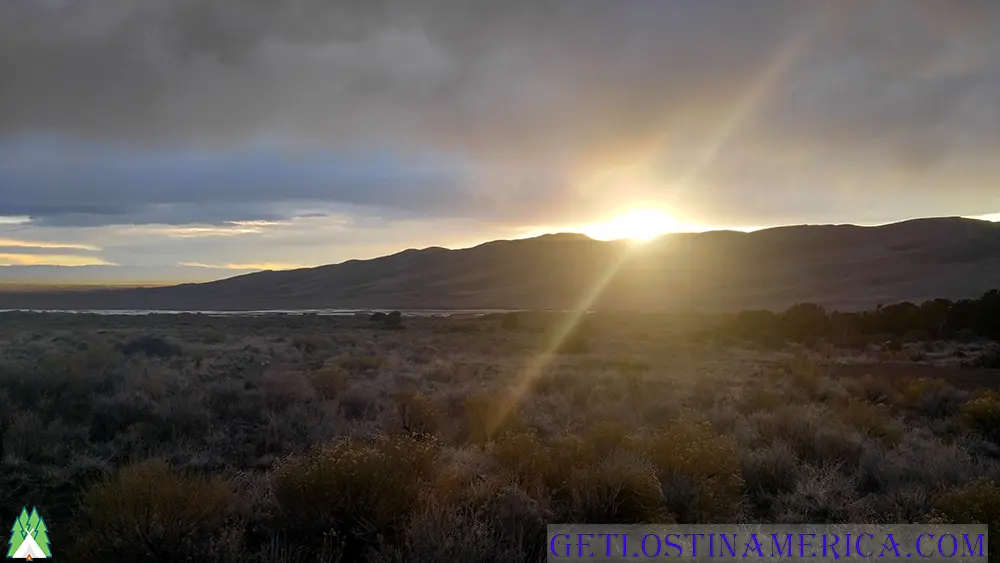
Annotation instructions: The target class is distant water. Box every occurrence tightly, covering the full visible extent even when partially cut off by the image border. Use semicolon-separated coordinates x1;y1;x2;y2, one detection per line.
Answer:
0;308;521;317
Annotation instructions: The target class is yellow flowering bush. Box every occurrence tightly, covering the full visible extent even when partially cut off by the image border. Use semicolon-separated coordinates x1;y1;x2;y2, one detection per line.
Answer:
961;390;1000;442
645;421;745;522
271;433;441;548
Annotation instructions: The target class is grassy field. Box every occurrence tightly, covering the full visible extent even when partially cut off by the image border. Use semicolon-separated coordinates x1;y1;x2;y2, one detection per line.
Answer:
1;311;999;562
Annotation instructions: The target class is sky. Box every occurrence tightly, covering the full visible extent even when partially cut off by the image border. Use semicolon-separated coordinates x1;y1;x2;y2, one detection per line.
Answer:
1;0;999;283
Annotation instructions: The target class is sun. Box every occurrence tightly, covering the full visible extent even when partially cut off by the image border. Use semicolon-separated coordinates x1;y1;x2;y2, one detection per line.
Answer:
581;208;687;242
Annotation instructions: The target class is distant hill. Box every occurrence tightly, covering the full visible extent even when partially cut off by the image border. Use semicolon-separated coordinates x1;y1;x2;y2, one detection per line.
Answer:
2;217;1000;313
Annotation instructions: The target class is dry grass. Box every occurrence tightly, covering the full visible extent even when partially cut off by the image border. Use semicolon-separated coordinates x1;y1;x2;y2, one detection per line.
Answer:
0;311;998;561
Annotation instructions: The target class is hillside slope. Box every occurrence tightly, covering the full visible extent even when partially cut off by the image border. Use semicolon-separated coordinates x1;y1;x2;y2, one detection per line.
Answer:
2;217;999;312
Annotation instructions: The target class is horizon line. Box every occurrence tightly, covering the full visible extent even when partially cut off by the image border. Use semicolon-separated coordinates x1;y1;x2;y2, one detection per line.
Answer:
1;214;997;287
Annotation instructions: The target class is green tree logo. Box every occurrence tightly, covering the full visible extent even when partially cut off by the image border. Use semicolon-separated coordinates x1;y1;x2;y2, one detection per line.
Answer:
6;507;51;559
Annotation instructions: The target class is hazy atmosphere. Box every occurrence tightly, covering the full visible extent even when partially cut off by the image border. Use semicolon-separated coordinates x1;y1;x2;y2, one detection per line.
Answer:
2;0;999;283
5;4;1000;562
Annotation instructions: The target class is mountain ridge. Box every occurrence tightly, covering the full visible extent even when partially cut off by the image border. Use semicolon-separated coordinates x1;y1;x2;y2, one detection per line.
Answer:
2;217;999;313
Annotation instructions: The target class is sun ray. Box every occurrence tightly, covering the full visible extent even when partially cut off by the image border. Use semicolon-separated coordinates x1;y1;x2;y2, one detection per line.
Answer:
486;245;633;438
489;3;846;438
576;1;840;211
670;4;837;192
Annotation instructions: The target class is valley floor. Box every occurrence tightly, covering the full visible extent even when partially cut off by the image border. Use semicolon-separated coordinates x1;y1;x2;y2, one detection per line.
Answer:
1;312;998;562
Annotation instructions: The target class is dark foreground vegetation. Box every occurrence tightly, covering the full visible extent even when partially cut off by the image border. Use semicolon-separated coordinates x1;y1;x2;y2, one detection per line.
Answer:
716;289;1000;354
2;296;1000;562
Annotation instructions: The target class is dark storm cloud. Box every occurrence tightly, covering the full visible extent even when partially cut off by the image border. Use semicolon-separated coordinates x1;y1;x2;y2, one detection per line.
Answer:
0;0;807;148
1;0;998;228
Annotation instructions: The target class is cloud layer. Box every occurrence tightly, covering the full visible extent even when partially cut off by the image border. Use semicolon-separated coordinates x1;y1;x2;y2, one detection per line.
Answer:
1;0;999;279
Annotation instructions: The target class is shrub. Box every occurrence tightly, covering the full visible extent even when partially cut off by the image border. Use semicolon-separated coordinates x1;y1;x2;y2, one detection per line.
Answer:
583;420;632;459
740;442;799;518
442;321;482;334
781;302;829;342
387;477;549;563
2;411;47;462
739;386;785;413
973;345;1000;369
754;406;866;468
644;421;744;522
544;319;590;354
556;453;670;524
383;311;404;330
271;434;441;553
781;357;825;399
307;366;349;400
393;389;443;436
338;385;379;421
423;359;463;383
87;389;160;443
732;309;781;342
930;477;1000;556
500;312;522;331
537;433;604;480
879;485;932;523
78;340;125;372
118;335;182;358
462;392;525;445
775;464;872;523
71;459;240;563
489;431;550;485
337;354;385;374
954;329;978;343
741;442;799;497
555;331;589;354
840;399;904;447
687;375;723;409
621;370;643;397
290;334;331;354
831;333;871;350
849;374;896;405
201;329;227;344
258;370;316;411
896;378;965;419
961;390;1000;443
9;353;122;423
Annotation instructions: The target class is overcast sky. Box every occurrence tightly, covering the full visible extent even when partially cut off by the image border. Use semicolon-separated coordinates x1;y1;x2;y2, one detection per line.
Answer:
1;0;999;283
